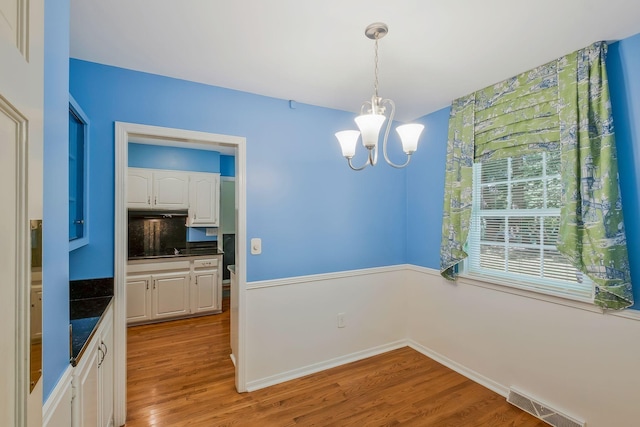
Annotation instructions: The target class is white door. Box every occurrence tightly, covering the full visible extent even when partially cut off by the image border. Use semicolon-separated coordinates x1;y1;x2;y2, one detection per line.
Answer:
0;0;43;425
189;173;219;226
153;171;189;209
152;273;190;319
127;168;153;209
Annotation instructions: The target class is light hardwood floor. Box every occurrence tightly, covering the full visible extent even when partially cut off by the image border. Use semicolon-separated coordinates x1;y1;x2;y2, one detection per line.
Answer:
126;299;545;426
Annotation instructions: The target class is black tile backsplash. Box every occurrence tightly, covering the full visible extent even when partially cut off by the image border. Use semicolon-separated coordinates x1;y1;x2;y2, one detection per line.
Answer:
70;277;114;300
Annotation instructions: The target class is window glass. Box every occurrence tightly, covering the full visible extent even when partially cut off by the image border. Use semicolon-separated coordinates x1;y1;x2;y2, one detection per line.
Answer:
467;149;592;300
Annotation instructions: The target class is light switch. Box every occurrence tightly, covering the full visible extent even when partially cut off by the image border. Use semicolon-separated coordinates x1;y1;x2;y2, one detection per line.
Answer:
250;238;262;255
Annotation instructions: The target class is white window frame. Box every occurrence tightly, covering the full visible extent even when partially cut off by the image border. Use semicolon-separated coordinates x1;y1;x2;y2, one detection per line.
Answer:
69;94;90;251
462;153;595;304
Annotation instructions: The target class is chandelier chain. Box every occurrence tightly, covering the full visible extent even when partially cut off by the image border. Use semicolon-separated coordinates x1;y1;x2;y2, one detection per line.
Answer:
374;36;379;99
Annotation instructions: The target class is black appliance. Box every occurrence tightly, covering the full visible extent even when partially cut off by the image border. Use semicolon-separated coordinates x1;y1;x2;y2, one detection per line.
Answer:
222;234;235;281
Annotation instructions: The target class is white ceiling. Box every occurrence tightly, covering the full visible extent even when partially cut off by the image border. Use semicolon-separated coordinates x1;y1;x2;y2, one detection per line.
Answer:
70;0;640;121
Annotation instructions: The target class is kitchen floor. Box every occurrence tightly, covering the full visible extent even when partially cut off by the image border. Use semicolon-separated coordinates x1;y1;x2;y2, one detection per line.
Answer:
125;297;544;427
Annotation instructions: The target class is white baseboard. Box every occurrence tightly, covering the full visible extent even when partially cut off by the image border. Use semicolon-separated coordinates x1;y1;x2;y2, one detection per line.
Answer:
230;353;236;367
407;339;509;397
246;339;407;392
43;365;73;427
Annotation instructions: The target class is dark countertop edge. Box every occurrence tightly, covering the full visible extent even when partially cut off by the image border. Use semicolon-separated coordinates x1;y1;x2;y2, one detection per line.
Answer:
70;297;113;367
128;251;224;261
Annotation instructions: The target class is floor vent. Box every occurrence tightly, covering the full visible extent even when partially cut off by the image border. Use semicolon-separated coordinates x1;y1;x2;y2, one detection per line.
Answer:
507;388;585;427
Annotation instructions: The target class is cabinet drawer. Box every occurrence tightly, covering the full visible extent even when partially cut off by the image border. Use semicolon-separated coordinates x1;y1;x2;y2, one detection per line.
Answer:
193;258;218;269
128;260;191;274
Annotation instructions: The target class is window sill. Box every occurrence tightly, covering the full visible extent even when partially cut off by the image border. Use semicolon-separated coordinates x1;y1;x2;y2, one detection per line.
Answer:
69;236;89;252
456;272;603;314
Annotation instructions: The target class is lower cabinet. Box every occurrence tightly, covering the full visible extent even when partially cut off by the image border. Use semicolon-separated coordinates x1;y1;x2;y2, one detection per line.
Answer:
127;256;222;324
192;268;219;314
72;304;113;427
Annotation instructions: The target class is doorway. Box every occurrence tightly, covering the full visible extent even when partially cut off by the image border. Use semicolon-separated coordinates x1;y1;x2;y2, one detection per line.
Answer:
113;122;247;427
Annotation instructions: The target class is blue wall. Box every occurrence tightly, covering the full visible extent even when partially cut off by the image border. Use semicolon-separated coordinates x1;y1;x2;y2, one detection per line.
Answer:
128;143;220;172
43;0;71;400
220;155;235;177
406;107;450;269
608;34;640;310
69;59;408;282
407;34;640;310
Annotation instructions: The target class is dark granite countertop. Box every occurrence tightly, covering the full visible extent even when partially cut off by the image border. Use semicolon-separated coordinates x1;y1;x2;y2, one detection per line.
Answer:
128;249;223;261
69;277;114;366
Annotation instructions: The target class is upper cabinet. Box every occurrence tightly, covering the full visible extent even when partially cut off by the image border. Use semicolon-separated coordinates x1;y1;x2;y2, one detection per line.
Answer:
153;171;190;210
127;168;153;209
127;168;220;227
188;173;220;227
127;168;190;210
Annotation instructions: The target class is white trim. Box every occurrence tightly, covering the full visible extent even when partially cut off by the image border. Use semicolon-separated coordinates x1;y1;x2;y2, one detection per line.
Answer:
42;366;73;427
68;94;90;251
246;340;407;392
114;122;248;426
246;264;408;290
405;264;639;319
407;340;508;397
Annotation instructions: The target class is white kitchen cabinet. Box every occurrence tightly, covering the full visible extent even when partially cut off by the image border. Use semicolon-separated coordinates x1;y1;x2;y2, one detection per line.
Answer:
72;304;113;427
126;263;191;323
153;272;191;319
153;171;190;210
191;258;221;314
127;256;222;324
127;168;153;209
127;168;190;210
126;275;152;323
188;173;220;227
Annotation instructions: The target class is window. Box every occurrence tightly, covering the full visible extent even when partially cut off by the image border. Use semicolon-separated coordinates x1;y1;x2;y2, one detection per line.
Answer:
69;95;89;250
465;148;593;301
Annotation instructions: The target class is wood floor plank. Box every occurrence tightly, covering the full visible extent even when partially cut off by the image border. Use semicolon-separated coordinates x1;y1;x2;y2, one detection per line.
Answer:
125;298;545;426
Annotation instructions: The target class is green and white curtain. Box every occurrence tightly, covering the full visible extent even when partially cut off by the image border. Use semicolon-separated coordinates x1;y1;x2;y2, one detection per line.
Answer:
439;41;634;310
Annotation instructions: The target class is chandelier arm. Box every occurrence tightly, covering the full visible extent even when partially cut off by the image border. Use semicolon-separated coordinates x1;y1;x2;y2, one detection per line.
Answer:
347;156;371;171
379;99;410;168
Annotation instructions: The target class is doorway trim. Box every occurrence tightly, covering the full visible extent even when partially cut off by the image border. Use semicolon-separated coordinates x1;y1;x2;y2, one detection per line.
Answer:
114;122;247;426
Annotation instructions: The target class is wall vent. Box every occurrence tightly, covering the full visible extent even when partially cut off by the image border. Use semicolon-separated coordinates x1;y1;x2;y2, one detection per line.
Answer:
507;388;585;427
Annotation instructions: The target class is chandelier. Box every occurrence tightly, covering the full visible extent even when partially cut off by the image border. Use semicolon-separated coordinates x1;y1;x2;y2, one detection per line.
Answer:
335;23;424;171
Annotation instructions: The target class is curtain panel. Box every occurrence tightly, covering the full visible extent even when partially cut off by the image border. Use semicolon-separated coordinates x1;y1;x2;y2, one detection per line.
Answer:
438;41;633;309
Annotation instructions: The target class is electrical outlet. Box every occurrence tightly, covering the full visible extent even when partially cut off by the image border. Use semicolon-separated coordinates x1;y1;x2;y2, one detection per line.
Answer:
205;228;216;236
337;313;346;328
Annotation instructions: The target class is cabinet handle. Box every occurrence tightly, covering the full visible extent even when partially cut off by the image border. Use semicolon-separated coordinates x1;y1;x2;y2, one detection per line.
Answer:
147;196;151;205
153;280;156;290
155;196;157;205
98;346;104;367
146;281;149;290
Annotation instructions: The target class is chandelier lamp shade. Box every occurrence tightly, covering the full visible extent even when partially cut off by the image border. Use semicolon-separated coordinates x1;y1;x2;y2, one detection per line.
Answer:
335;23;424;170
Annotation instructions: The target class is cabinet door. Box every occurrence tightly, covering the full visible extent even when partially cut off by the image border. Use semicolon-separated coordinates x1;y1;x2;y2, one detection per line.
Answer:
154;172;189;209
126;276;152;324
74;342;100;427
188;173;220;227
99;313;114;427
153;273;190;319
192;269;219;313
127;169;153;209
